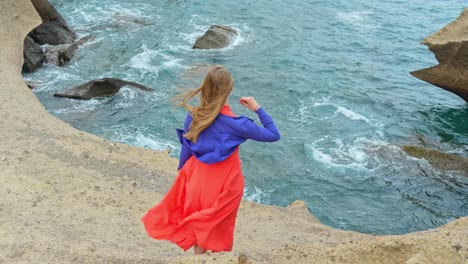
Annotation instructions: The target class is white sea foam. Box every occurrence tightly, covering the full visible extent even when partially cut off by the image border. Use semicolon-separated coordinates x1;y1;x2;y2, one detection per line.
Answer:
49;98;102;114
28;70;83;93
113;87;137;108
336;106;370;123
312;100;370;123
336;10;379;31
128;45;160;78
244;186;272;204
128;45;186;79
286;101;311;126
115;130;178;152
306;143;369;170
161;53;186;69
304;136;396;171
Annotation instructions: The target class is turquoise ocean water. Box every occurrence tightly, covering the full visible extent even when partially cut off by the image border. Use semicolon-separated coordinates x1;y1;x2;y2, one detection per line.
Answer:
26;0;467;235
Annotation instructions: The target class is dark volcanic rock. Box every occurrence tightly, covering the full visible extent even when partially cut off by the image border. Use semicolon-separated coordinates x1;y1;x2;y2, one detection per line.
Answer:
54;78;153;100
23;36;45;73
402;145;468;175
193;25;238;49
410;8;468;102
29;0;76;45
44;35;95;66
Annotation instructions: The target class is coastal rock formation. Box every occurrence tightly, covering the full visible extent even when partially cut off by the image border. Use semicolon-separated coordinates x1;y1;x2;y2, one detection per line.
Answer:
29;0;76;45
22;36;45;72
44;43;77;66
44;35;95;66
54;78;153;100
22;0;78;72
2;0;467;263
410;8;468;102
402;145;468;175
193;25;238;49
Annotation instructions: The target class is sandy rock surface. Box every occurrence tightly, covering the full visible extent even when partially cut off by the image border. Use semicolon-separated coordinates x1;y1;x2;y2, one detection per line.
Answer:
1;1;467;263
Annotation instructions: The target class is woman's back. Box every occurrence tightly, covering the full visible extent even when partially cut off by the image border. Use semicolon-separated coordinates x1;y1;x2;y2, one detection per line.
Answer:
142;65;280;255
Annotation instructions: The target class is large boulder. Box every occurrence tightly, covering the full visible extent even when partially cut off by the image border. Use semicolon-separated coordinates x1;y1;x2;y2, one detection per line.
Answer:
410;8;468;102
193;25;238;49
402;145;468;175
22;36;45;72
53;78;153;100
28;0;76;45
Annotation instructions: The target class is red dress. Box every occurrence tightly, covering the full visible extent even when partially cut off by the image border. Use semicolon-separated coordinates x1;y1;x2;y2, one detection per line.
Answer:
141;106;244;252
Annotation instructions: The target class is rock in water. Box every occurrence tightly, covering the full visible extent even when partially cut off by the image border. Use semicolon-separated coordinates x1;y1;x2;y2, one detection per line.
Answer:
410;8;468;102
43;44;76;66
22;36;45;72
29;0;76;45
402;145;468;175
44;35;96;66
54;78;153;100
193;25;238;49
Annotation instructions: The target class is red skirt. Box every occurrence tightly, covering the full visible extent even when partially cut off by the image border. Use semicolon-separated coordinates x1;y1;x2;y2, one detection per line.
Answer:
141;148;244;252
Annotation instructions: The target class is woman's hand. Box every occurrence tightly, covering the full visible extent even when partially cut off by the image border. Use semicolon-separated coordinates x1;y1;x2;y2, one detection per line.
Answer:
239;97;260;111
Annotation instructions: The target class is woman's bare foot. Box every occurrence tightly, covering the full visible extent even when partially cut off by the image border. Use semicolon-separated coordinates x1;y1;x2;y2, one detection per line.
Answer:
194;245;207;255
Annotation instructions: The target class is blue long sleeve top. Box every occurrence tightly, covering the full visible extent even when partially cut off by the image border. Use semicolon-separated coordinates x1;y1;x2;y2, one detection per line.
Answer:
176;106;280;170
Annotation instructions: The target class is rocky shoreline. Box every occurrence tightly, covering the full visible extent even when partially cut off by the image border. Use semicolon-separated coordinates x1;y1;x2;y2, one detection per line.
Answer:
1;1;467;263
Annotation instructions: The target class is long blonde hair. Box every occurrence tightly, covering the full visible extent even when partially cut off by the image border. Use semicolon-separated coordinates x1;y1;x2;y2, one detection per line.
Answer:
175;65;234;143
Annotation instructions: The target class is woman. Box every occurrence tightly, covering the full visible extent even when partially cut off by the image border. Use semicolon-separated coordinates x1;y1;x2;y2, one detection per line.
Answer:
141;65;280;254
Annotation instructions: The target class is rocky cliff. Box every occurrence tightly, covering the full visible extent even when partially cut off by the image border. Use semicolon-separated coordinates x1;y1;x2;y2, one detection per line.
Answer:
411;8;468;102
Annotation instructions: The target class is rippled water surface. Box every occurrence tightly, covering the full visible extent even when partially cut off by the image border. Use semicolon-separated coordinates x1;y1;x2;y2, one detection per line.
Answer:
26;0;468;234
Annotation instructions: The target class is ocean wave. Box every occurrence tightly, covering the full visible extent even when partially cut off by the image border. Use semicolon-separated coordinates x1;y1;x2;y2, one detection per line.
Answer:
304;137;372;171
128;44;186;78
112;87;137;109
48;98;102;114
110;129;178;152
312;101;371;124
336;106;370;123
67;2;155;32
244;186;272;204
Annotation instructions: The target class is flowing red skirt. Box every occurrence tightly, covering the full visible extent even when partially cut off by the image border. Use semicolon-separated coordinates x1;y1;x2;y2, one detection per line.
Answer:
141;148;244;252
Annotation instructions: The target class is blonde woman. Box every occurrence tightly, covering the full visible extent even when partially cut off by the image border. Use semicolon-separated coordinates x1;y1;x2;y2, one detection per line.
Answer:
141;65;280;254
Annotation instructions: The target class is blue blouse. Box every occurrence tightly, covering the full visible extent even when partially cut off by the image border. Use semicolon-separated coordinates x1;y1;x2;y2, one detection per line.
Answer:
176;106;280;170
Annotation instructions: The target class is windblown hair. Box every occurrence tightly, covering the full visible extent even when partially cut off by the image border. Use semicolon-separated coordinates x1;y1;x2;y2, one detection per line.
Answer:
175;65;234;143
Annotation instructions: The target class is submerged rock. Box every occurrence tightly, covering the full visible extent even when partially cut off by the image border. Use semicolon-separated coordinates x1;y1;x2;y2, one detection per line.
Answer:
22;36;45;72
54;78;153;100
193;25;238;49
410;8;468;102
402;145;468;175
29;0;76;45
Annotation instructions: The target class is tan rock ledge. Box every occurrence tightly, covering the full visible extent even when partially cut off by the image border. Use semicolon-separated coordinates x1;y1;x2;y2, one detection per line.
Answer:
1;1;467;263
411;8;468;102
